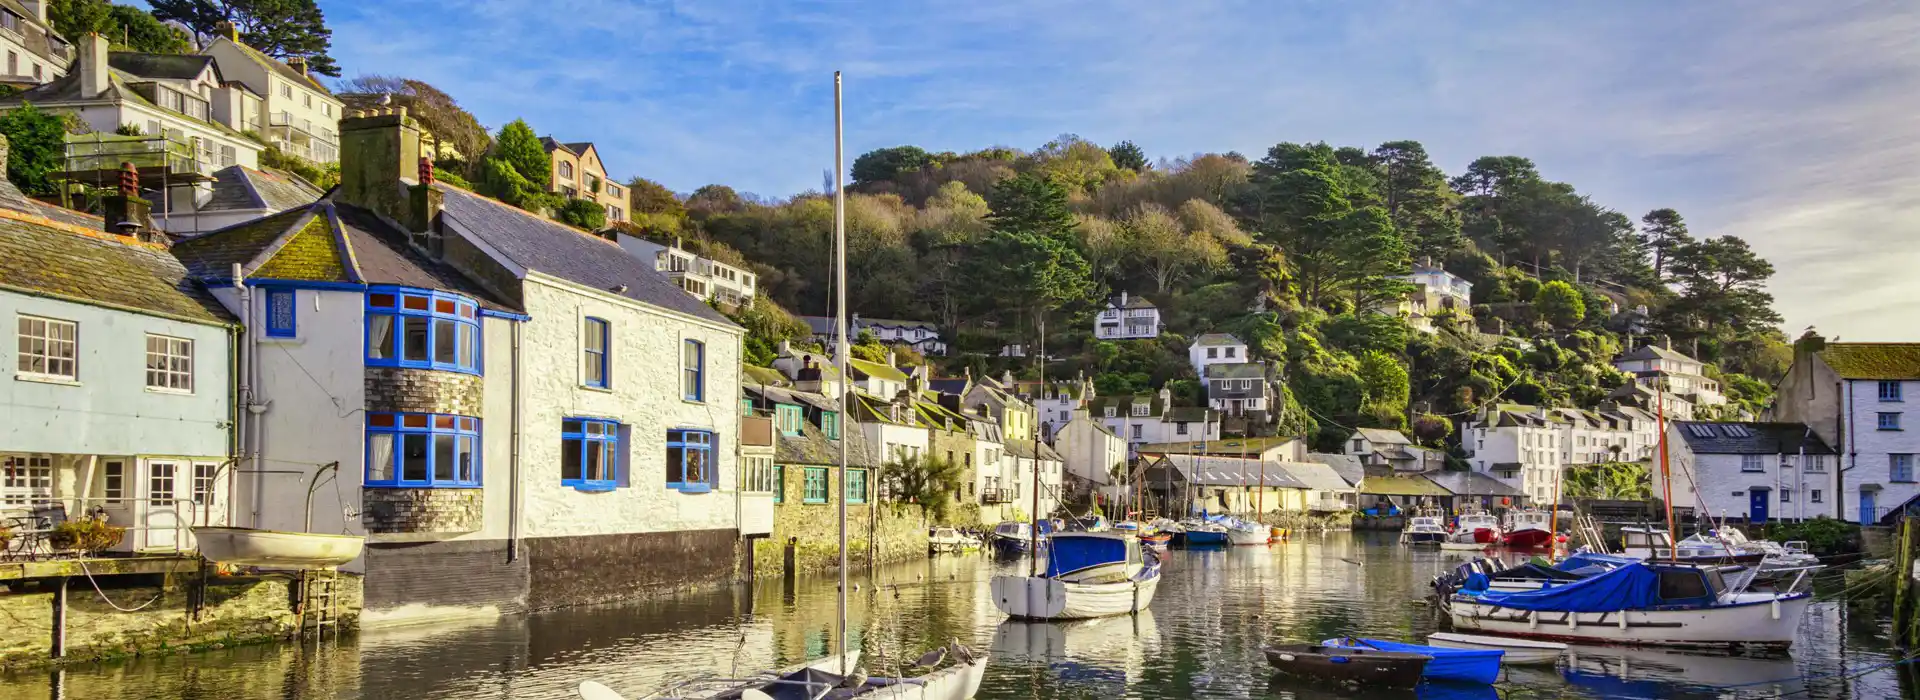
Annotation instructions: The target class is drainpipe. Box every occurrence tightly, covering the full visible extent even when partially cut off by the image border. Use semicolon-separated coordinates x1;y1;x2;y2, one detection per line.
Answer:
226;323;242;525
1841;379;1853;521
232;263;263;528
507;319;522;562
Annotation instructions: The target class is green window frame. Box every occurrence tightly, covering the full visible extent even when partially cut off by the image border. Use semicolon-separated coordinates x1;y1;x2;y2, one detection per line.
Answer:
846;468;867;504
772;464;785;503
802;467;829;504
822;411;839;440
741;398;754;417
777;405;804;436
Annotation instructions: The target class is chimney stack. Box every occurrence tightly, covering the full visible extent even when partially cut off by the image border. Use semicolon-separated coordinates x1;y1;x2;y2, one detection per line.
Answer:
216;21;240;43
103;162;152;239
339;107;440;244
78;33;108;98
286;56;308;77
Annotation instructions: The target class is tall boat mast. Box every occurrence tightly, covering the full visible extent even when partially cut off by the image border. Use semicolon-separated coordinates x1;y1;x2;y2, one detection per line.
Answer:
1657;383;1676;563
1030;317;1045;579
831;70;850;673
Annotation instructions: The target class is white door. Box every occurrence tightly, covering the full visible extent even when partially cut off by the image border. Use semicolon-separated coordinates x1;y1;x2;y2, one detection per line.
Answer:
98;459;135;550
142;461;183;551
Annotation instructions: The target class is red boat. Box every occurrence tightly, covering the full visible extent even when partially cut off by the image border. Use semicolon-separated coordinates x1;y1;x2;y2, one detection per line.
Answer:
1501;528;1553;548
1500;509;1554;548
1141;532;1174;548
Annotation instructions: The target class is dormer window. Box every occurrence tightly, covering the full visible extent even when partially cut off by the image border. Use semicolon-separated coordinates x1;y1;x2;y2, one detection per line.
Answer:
1131;404;1149;417
1104;406;1115;418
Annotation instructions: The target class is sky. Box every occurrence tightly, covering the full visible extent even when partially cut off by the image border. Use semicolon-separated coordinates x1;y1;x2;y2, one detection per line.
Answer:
298;0;1918;341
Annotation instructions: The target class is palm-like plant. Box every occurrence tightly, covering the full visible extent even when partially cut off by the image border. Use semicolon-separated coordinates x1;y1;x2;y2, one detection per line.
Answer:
881;453;966;522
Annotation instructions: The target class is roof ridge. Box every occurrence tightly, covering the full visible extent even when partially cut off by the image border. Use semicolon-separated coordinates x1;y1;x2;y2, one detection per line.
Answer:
0;205;161;250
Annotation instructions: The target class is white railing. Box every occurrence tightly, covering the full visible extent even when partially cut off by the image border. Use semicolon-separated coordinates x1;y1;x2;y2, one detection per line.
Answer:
1;496;203;558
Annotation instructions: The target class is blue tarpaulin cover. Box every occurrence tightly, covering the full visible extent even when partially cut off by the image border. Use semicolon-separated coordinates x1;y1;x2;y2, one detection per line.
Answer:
1045;534;1127;578
1471;562;1664;612
1321;638;1502;684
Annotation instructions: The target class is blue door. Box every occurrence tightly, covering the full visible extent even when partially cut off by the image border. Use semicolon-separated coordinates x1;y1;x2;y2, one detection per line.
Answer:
1749;490;1768;524
1861;491;1877;526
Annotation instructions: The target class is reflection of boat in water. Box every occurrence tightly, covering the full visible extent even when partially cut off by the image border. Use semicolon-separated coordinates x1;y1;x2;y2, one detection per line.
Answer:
1560;643;1806;693
989;609;1161;690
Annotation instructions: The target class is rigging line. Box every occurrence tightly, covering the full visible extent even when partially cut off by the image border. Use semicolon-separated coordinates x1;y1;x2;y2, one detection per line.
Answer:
78;559;169;613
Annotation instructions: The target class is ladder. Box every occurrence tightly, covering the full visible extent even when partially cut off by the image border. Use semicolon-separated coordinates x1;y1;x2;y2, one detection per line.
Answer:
297;569;341;640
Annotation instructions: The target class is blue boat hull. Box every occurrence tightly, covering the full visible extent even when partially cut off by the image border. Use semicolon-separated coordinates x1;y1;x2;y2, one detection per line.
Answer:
990;537;1031;556
1321;638;1501;684
1182;531;1229;547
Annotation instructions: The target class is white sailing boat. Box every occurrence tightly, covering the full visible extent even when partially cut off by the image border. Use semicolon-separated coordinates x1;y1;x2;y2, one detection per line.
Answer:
582;71;987;700
991;532;1161;620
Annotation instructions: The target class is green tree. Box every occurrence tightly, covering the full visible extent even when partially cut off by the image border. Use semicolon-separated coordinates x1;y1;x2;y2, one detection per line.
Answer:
1027;134;1119;196
556;198;607;231
986;172;1079;244
1639;208;1691;280
150;0;340;76
51;1;194;53
1125;202;1222;293
1534;281;1586;328
1356;350;1410;428
1108;140;1149;172
850;145;935;187
1239;142;1410;311
1371;140;1461;260
475;119;558;212
627;176;684;217
881;453;966;522
0;104;69;196
1665;235;1782;334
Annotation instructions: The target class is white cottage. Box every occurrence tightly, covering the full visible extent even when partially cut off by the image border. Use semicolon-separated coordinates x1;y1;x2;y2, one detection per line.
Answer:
0;156;235;553
1660;421;1833;524
1772;336;1920;524
1094;292;1160;340
173;108;744;620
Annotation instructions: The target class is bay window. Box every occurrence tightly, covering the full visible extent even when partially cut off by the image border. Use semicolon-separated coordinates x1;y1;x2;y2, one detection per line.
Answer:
365;287;481;374
365;412;481;487
667;429;715;492
562;418;621;491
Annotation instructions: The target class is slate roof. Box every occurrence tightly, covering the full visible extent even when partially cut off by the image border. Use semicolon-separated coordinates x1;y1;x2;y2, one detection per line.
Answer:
1618;344;1700;364
1279;462;1353;492
0;204;232;325
171;193;517;311
1091;394;1165;417
1820;344;1920;380
928;377;970;395
0;0;68;65
108;53;216;81
202;166;324;213
1422;470;1523;498
435;184;732;325
1307;453;1365;486
1105;293;1156;310
1204;362;1268;380
1671;421;1835;455
565;142;595;156
0;71;251;140
1354;428;1412;446
798;315;941;336
1192;333;1243;347
1156;454;1309;489
1359;475;1451;497
224;39;330;94
772;414;876;468
1136;436;1291;457
540;137;573;155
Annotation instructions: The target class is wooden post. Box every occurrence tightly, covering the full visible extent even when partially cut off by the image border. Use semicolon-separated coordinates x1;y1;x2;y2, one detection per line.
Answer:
1899;517;1915;646
49;577;67;660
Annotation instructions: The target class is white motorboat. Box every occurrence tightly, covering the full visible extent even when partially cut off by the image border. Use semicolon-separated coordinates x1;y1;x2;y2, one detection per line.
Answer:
193;526;364;569
1456;511;1503;544
929;527;980;553
1449;561;1812;650
992;532;1160;620
1425;632;1567;665
1224;519;1270;546
1401;512;1448;545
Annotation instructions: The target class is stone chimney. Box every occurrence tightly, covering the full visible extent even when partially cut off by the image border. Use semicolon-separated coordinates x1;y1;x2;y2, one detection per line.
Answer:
215;21;240;43
339;107;441;246
20;0;45;23
886;350;896;368
77;33;109;98
103;162;152;239
286;56;308;77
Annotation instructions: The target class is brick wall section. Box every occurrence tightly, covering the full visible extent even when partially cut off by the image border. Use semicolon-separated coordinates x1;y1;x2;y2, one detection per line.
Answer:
364;367;484;415
362;487;483;533
523;529;738;610
364;538;528;613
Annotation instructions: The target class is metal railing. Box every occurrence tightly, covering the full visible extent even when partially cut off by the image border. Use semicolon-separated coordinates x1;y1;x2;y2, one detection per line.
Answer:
981;488;1015;505
65;133;202;175
1;496;204;560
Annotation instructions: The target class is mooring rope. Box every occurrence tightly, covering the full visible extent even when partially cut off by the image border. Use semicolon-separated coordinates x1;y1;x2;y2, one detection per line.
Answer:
77;559;167;613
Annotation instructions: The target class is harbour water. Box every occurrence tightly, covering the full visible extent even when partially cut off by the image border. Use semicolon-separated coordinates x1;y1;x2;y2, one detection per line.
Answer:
1;532;1911;699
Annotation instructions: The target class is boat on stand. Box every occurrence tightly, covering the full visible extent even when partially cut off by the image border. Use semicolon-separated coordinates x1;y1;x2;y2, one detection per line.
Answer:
991;532;1161;620
587;71;988;700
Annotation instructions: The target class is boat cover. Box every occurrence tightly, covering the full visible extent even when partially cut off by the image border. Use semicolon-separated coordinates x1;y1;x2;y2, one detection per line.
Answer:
1046;535;1127;578
1557;552;1639;576
1490;562;1584;582
1471;562;1662;612
1321;637;1502;684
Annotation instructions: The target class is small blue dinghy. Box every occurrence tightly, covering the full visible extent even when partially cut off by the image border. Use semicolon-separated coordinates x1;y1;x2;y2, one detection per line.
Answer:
1319;637;1502;684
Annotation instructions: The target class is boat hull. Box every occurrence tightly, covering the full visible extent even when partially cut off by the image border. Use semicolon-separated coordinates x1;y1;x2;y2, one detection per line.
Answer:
1502;528;1552;548
1404;531;1446;544
1182;531;1228;547
1264;645;1430;689
855;655;990;700
991;572;1159;620
1447;593;1812;649
1425;633;1565;665
1321;637;1501;684
989;537;1033;556
192;527;364;569
1440;540;1490;551
1227;528;1270;546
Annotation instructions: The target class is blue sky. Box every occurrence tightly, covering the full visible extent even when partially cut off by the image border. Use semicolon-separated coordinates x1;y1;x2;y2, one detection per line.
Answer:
299;1;1917;340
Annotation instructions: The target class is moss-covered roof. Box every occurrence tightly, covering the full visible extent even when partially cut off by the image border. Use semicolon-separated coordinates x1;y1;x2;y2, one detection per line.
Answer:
1821;343;1920;380
0;207;232;325
742;364;788;388
847;357;909;383
251;214;347;281
1359;475;1452;497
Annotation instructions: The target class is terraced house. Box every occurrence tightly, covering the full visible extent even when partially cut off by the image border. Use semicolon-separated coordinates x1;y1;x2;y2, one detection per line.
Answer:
1773;335;1920;524
0;141;235;553
170;107;743;623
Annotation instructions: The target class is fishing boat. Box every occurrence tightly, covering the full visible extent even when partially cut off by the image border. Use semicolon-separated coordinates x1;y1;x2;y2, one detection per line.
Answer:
1139;531;1173;549
1178;519;1229;547
1263;644;1431;690
1448;560;1813;649
991;531;1160;620
1457;511;1503;544
1401;511;1448;545
989;521;1040;556
1424;633;1567;665
928;527;980;554
1319;637;1502;684
1500;509;1553;548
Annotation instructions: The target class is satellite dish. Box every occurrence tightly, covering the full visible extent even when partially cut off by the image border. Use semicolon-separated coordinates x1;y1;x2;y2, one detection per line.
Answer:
577;681;627;700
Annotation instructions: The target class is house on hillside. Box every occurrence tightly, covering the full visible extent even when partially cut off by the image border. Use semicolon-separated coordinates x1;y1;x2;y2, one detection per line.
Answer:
1204;362;1273;420
615;235;756;308
1660;421;1833;524
1094;291;1160;340
541;138;627;224
1055;410;1128;506
0;148;235;552
1090;389;1221;448
1009;375;1095;439
202;22;342;163
1381;263;1472;333
171;107;744;620
1613;342;1726;411
1344;428;1442;472
1189;333;1248;376
162;165;323;235
0;1;73;88
800;314;948;356
1772;335;1920;523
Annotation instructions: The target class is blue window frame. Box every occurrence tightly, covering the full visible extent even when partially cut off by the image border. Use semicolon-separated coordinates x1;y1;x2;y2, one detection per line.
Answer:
772;465;785;503
365;287;481;375
365;412;481;487
1880;412;1903;431
822;411;839;440
1894;454;1916;483
846;468;867;504
562;418;621;491
667;429;715;492
682;339;704;401
802;467;829;504
1883;381;1904;402
265;289;296;337
583;318;610;388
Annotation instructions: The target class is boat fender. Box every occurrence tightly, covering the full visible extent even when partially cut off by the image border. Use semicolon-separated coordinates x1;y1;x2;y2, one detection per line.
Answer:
1527;612;1538;630
1771;599;1781;620
1568;613;1577;629
1618;612;1628;630
1277;653;1296;662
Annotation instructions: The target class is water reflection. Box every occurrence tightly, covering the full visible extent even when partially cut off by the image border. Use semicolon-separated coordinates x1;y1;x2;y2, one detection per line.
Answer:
4;533;1912;700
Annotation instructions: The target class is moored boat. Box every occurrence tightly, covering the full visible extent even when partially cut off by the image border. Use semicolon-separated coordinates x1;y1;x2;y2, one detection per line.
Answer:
1457;511;1503;544
1263;644;1431;689
929;527;981;553
1449;560;1812;649
1320;637;1502;684
193;526;365;569
1178;519;1229;547
1500;509;1553;548
1425;632;1567;665
1225;519;1270;546
989;521;1039;556
991;532;1160;620
1401;512;1448;545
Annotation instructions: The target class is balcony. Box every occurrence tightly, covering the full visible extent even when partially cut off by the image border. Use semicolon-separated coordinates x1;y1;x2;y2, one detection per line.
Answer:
981;488;1015;505
741;415;774;448
267;113;338;163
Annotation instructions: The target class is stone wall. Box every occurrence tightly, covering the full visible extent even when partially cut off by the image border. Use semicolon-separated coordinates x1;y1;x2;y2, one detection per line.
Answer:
522;529;738;610
753;464;930;578
363;538;526;615
0;574;362;670
363;366;484;415
362;488;483;534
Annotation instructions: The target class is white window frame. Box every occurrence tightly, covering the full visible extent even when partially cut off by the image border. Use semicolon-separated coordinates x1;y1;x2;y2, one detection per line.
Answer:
1740;454;1764;473
145;334;194;392
103;460;125;503
2;454;53;505
17;315;77;379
